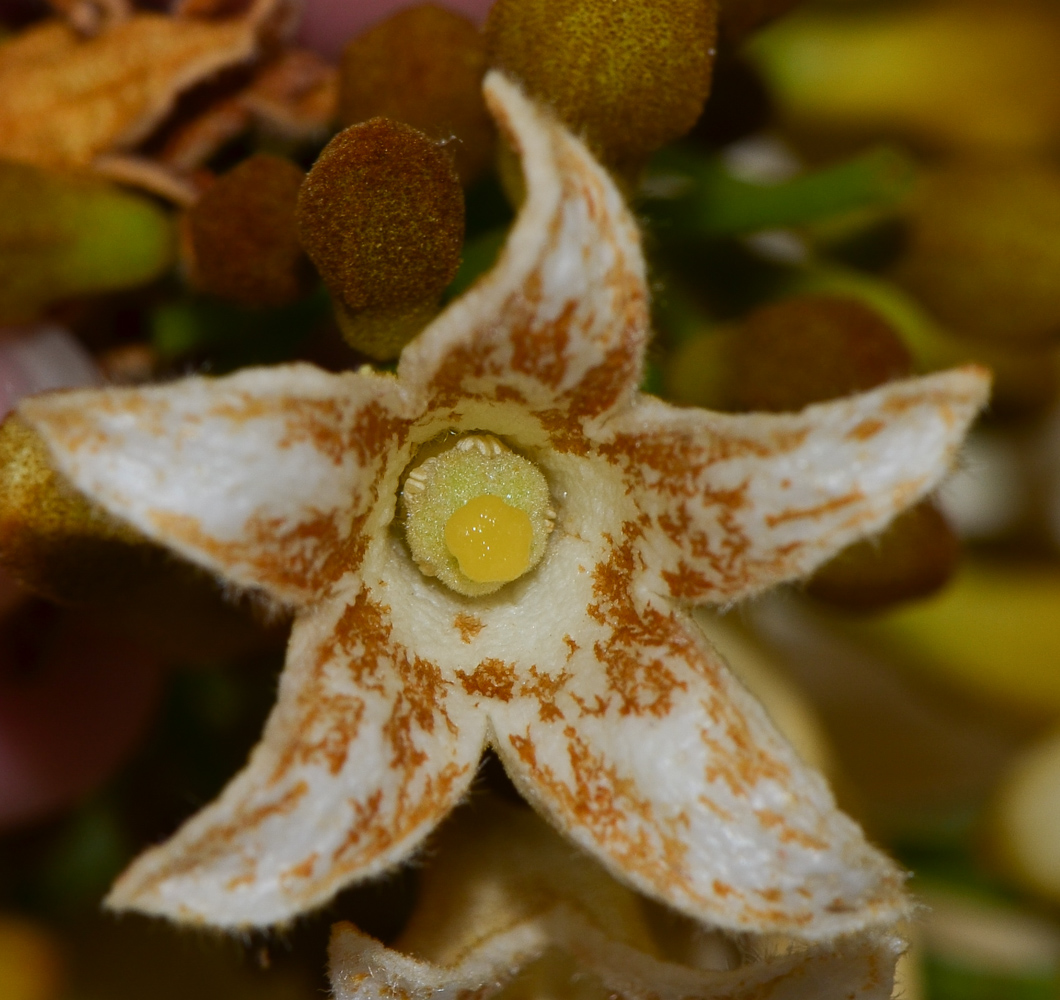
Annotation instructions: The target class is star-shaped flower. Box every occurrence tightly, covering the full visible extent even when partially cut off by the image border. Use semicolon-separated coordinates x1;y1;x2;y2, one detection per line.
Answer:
16;73;987;939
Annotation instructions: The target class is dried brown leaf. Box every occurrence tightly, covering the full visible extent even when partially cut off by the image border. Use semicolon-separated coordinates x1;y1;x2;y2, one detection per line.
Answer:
244;49;338;142
93;154;202;205
0;15;260;170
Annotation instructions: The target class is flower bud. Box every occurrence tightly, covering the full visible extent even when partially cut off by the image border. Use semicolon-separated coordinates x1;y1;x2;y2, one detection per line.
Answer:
806;501;960;612
667;295;912;412
892;164;1060;349
296;118;464;360
749;2;1060;158
338;5;494;185
183;154;311;308
485;0;717;177
787;265;1058;419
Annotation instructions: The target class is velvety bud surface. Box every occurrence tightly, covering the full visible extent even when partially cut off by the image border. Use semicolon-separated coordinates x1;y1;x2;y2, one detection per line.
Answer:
727;295;913;413
185;154;310;308
485;0;717;174
807;501;960;612
338;4;493;184
296;117;464;357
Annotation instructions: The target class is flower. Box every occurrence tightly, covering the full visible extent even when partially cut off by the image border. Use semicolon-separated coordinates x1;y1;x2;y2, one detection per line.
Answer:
329;796;904;1000
15;73;988;937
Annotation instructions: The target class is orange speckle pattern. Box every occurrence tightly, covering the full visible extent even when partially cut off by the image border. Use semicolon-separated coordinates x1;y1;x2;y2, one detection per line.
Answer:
20;75;988;937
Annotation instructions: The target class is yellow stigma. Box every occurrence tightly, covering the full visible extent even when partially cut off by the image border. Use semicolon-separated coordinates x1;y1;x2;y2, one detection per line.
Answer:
444;494;533;583
400;432;555;596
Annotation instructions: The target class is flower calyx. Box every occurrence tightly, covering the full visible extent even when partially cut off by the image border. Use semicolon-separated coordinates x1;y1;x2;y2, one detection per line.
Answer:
401;433;555;596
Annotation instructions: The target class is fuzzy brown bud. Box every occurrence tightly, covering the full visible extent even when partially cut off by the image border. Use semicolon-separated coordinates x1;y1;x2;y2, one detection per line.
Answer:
806;501;960;612
296;117;465;360
339;5;494;185
184;154;311;308
724;295;913;412
485;0;718;177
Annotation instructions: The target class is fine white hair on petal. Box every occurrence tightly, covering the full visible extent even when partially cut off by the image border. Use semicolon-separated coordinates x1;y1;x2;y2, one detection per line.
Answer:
329;798;902;1000
486;546;911;940
398;72;649;426
600;366;991;605
10;66;986;945
19;363;411;605
105;591;487;927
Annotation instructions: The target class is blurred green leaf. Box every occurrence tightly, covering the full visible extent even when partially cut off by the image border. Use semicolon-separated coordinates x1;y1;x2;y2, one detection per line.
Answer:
642;145;914;237
151;286;331;370
38;799;130;913
0;160;173;322
924;957;1058;1000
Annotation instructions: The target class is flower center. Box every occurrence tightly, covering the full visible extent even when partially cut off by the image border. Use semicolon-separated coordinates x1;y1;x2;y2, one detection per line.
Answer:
400;434;555;596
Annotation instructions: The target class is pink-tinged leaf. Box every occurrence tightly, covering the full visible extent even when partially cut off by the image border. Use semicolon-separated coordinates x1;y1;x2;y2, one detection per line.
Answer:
489;529;909;940
19;364;412;605
0;325;100;417
106;588;485;927
399;73;649;439
599;367;990;605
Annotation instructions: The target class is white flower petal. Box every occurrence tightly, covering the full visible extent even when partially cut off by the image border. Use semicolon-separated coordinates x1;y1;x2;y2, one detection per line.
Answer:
19;363;410;604
105;587;486;927
486;535;909;940
600;367;990;604
399;73;649;433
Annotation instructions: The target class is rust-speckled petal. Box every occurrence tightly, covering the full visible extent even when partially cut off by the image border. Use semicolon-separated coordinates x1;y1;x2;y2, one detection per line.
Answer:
600;366;991;605
329;800;901;1000
18;364;412;605
398;72;649;431
486;529;910;941
0;14;260;171
106;589;486;927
